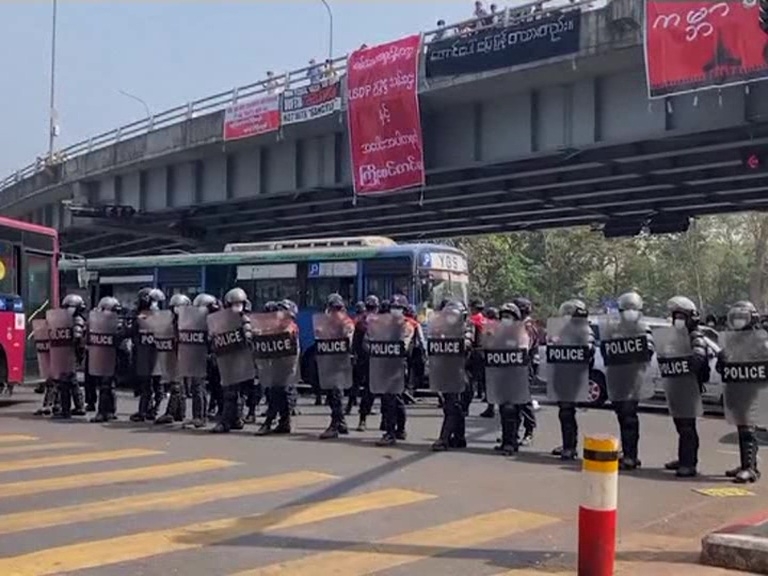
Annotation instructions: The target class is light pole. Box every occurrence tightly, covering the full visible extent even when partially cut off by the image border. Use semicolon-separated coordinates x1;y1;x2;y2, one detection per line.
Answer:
118;89;151;119
47;0;58;159
320;0;333;62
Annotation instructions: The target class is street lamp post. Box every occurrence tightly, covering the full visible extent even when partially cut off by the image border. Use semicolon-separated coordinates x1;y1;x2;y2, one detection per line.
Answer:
48;0;58;160
118;90;151;120
320;0;334;62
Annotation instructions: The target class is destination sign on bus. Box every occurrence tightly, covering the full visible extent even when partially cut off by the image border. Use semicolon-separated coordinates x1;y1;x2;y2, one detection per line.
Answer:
420;252;468;273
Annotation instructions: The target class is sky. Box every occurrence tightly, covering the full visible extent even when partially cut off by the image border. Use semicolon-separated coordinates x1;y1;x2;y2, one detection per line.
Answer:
0;1;473;178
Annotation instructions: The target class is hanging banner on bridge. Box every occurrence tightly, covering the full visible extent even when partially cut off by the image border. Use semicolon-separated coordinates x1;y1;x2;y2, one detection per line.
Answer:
425;10;581;79
223;93;281;141
346;34;426;196
281;78;342;125
644;0;768;98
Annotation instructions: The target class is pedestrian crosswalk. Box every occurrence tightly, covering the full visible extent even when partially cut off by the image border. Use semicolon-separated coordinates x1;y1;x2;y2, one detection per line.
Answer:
0;432;564;576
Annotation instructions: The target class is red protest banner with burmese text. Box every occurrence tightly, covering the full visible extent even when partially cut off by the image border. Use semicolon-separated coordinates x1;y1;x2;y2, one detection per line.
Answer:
223;94;281;141
346;35;425;195
644;0;768;98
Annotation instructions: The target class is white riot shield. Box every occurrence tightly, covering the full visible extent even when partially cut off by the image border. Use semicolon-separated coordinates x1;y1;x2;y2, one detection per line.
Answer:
177;306;208;378
483;320;531;405
313;313;354;390
150;310;177;383
653;326;703;418
32;319;50;380
720;330;768;426
250;312;298;388
599;318;654;401
366;314;413;395
87;310;118;378
46;308;76;379
427;309;467;394
208;309;255;387
546;317;591;403
134;312;157;378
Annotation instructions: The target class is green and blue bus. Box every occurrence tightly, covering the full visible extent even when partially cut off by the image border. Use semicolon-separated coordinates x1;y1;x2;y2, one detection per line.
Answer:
59;236;468;369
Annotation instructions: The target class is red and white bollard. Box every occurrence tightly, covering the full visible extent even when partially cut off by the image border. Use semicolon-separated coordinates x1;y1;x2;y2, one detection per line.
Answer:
578;435;619;576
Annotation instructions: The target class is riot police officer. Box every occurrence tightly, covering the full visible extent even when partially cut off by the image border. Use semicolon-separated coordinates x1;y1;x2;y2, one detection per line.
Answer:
317;293;355;439
211;287;253;433
155;294;191;425
187;293;220;428
129;288;162;422
431;299;472;451
602;291;655;471
656;296;709;478
717;301;766;484
548;299;594;460
467;299;487;413
351;295;379;430
513;297;539;446
49;294;87;419
90;296;123;423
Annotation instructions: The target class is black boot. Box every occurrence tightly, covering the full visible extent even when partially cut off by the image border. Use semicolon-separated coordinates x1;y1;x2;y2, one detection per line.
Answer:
432;394;456;451
617;401;641;470
734;426;761;484
676;418;699;478
497;404;519;455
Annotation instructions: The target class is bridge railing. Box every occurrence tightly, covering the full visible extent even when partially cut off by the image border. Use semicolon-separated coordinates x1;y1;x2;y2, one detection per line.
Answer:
0;0;594;194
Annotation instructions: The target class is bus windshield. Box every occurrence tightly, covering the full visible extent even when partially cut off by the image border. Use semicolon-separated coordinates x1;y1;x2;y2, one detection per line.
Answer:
420;271;469;309
0;240;16;295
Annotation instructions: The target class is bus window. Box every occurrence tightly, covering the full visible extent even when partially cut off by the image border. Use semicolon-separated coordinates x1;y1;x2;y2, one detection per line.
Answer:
365;277;387;299
391;275;413;302
0;240;16;295
25;252;51;316
307;278;356;309
420;271;468;309
250;279;299;310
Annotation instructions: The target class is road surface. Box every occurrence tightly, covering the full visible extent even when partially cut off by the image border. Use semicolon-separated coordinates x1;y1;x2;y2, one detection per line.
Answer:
0;389;761;575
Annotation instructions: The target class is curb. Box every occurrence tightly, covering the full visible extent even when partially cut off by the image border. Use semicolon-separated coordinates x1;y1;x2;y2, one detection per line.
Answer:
701;511;768;574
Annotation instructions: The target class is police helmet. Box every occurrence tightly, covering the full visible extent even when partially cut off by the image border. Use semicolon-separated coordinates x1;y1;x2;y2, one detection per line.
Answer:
391;294;409;310
485;306;499;320
326;293;345;311
224;288;249;306
169;294;191;308
618;291;643;312
470;298;485;312
97;296;121;312
62;293;85;310
512;297;532;317
354;301;366;315
137;287;153;309
379;299;391;314
727;301;759;330
364;294;380;311
667;296;699;322
263;301;279;313
499;302;521;320
192;293;220;313
277;299;298;318
559;299;588;318
149;288;165;303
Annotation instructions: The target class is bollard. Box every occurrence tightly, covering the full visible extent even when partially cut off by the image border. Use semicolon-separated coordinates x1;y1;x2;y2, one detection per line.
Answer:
578;435;619;576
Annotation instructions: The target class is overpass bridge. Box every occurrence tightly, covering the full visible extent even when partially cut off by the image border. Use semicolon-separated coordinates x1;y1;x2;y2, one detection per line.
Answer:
2;0;768;257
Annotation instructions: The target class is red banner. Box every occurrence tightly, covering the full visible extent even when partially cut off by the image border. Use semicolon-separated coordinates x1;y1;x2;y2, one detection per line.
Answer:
223;94;281;141
346;35;425;195
645;0;768;98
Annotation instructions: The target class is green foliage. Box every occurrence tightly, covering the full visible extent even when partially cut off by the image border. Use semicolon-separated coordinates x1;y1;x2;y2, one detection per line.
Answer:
449;214;765;317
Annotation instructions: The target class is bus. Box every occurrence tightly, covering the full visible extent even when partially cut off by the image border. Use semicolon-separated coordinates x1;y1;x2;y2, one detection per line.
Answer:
0;216;60;390
59;236;468;375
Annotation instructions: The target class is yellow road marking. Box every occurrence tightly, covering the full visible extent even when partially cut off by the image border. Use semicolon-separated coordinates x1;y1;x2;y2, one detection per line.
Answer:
0;459;237;499
0;470;337;535
0;488;434;576
0;435;37;443
234;508;560;576
0;442;89;457
0;449;163;474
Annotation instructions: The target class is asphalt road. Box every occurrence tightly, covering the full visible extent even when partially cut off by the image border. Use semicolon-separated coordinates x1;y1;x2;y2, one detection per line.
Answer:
0;389;762;576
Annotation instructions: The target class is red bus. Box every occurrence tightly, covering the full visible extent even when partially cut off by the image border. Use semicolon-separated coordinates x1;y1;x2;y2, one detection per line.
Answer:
0;216;59;391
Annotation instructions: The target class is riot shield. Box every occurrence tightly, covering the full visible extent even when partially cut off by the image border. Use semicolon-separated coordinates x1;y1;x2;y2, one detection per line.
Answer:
366;313;413;395
86;310;118;378
720;330;768;426
32;319;50;380
46;308;76;379
313;313;353;391
208;309;255;387
599;318;654;401
482;320;531;405
134;312;157;378
545;317;591;403
177;306;208;378
426;309;467;394
150;310;177;383
653;326;702;418
250;312;299;388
